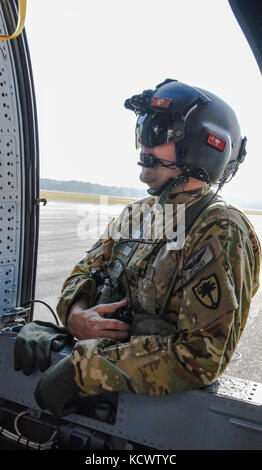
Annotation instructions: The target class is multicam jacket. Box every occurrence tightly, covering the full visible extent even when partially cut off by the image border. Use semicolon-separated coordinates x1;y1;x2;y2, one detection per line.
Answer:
56;186;261;397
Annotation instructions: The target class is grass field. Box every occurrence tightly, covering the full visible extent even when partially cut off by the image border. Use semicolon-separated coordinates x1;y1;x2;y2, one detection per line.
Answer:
242;208;262;215
40;190;137;205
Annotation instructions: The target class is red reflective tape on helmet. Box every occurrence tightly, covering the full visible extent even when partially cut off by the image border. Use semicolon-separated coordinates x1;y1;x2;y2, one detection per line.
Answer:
151;97;172;108
207;133;226;152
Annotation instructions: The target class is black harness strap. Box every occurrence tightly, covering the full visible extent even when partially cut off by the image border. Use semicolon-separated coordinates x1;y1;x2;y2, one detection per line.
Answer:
158;190;223;317
184;190;223;237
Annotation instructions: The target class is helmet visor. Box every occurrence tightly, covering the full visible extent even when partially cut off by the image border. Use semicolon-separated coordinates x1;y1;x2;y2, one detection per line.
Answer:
135;112;175;149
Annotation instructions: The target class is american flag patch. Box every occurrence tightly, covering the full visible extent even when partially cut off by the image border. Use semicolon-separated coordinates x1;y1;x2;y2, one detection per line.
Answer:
102;218;115;243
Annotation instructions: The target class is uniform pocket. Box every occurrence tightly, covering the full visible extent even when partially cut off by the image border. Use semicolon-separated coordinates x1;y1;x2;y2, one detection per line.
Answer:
130;313;177;336
101;335;172;363
137;277;156;315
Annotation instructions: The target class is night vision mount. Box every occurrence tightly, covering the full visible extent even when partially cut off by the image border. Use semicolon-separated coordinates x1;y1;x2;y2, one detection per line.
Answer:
124;88;154;114
124;79;179;114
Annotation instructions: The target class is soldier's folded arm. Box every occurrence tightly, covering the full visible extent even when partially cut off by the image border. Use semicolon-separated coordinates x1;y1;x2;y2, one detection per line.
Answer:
55;232;131;341
56;235;114;326
56;236;112;324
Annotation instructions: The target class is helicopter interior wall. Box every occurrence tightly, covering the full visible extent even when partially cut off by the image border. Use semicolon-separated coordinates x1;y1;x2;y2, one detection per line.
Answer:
0;0;39;326
0;8;23;318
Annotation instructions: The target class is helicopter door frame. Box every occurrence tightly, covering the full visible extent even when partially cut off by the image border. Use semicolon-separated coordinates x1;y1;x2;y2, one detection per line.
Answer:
0;0;39;325
228;0;262;74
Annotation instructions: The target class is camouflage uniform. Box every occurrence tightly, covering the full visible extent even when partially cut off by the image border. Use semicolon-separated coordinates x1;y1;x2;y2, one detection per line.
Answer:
56;186;261;397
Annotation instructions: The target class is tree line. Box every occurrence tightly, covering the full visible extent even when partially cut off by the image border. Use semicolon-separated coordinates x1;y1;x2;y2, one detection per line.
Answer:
40;178;147;199
40;178;262;209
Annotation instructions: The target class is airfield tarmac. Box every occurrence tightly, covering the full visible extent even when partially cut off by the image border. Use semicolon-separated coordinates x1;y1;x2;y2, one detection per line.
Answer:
34;200;262;383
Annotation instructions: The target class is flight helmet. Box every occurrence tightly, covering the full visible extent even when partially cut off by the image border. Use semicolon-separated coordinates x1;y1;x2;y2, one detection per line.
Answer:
124;79;247;187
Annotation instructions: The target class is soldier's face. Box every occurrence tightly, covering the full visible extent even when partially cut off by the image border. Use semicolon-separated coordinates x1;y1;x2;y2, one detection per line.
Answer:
139;142;181;189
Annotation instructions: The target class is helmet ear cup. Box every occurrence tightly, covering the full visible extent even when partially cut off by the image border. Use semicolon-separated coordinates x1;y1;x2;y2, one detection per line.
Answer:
179;87;244;184
219;136;247;185
237;136;247;164
181;119;233;183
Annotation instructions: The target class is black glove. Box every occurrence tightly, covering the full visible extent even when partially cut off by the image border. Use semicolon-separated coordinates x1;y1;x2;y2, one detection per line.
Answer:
14;320;73;375
34;354;80;417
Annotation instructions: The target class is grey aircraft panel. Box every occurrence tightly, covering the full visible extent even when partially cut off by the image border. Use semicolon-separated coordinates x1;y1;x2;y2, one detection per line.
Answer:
0;327;261;450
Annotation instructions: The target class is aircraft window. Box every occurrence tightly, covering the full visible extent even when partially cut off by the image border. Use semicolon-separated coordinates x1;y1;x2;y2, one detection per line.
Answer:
22;0;261;384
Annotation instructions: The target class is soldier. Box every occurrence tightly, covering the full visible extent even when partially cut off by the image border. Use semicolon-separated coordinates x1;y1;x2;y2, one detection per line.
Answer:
15;79;261;416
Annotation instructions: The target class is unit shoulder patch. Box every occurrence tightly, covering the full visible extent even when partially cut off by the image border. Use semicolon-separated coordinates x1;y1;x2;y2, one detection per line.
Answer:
192;274;220;309
182;244;215;286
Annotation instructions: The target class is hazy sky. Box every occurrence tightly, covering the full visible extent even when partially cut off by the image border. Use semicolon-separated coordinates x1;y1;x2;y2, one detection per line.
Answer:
25;0;262;202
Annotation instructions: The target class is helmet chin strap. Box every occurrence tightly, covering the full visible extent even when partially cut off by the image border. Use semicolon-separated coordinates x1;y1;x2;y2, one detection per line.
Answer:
137;152;189;201
147;174;190;205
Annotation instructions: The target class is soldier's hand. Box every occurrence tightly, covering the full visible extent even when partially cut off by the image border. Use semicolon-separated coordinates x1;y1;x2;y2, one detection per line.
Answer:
67;299;130;340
